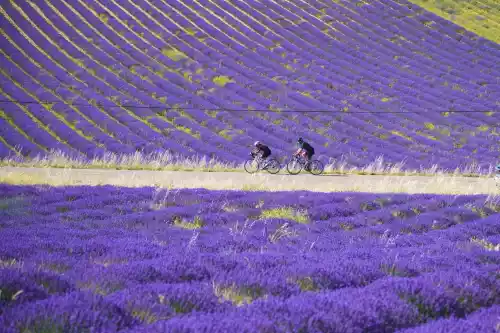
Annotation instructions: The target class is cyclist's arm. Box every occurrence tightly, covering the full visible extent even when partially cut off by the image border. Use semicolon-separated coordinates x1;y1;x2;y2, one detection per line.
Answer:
251;148;264;158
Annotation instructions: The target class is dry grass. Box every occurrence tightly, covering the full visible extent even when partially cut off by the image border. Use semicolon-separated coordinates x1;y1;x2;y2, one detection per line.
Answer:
0;151;496;178
324;155;496;178
0;150;241;172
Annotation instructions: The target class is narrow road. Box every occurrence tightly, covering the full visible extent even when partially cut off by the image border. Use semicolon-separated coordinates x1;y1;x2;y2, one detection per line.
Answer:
1;166;498;195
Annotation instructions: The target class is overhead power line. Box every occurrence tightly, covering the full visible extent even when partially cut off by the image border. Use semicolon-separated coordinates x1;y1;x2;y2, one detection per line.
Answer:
0;99;498;114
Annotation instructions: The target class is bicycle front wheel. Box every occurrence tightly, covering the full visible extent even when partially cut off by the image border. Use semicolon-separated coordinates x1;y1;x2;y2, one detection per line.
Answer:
266;158;281;174
244;159;260;174
286;159;303;175
308;160;324;175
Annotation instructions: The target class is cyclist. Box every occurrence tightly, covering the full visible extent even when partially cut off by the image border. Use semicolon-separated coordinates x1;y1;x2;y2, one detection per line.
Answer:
251;141;271;161
294;137;315;171
495;164;500;187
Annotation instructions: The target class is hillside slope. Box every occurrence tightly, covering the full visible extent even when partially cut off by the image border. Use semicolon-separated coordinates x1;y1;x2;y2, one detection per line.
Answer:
408;0;500;44
0;0;499;170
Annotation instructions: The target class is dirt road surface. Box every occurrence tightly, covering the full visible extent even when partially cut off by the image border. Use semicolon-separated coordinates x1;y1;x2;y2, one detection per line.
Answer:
1;166;498;195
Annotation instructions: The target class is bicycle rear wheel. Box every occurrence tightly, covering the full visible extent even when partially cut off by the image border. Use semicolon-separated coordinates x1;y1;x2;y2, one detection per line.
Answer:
266;158;281;174
308;160;324;175
286;159;303;175
244;159;260;174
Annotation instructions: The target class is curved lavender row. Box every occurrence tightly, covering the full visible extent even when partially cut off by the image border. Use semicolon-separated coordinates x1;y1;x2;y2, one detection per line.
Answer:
0;184;498;332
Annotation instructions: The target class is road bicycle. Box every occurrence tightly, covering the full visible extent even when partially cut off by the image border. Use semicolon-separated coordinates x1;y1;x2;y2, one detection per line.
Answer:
244;155;281;174
286;154;324;175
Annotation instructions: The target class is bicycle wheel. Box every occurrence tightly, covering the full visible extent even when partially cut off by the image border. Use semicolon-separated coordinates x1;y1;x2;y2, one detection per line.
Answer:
244;159;260;174
266;158;281;174
286;159;303;175
308;160;324;175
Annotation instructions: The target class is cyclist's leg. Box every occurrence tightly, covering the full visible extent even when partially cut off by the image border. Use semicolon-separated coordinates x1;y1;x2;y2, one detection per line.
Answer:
301;151;309;168
254;151;266;168
261;155;269;168
305;151;313;170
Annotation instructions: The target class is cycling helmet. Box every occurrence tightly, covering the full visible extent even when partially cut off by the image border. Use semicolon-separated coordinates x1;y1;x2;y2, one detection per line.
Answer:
254;141;261;147
298;137;304;144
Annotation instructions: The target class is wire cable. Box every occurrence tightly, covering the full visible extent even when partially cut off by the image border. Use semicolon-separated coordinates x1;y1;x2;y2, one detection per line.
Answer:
0;99;498;113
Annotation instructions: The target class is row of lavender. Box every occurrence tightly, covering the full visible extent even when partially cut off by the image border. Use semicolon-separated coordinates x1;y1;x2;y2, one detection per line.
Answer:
0;184;498;332
0;0;499;169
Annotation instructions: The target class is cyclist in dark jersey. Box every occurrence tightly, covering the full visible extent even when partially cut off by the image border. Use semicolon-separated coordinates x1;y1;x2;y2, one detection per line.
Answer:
251;141;271;160
294;138;315;171
295;138;315;159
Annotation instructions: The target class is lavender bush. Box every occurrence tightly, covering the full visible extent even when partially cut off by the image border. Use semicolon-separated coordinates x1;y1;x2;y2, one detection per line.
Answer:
0;184;498;332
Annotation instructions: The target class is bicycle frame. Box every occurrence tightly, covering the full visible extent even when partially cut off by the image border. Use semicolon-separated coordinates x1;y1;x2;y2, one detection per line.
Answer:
252;155;270;169
292;154;309;167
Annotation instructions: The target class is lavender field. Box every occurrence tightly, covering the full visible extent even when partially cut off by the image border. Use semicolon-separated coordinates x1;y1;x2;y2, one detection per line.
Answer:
0;0;499;170
0;184;499;332
1;0;500;332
